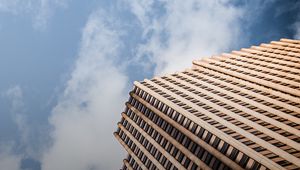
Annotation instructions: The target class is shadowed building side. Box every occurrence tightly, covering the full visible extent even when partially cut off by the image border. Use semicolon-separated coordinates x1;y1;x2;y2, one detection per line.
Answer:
114;38;300;170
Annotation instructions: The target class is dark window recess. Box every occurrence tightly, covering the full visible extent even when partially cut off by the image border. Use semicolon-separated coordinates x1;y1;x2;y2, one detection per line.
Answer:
190;142;198;153
178;134;185;143
239;155;250;168
221;143;229;154
178;152;184;162
172;148;179;157
212;138;221;148
204;132;213;143
183;158;191;168
184;138;191;148
212;159;222;170
196;147;205;159
229;148;239;160
251;161;261;170
191;163;198;170
197;128;205;138
166;161;172;169
191;124;197;133
204;152;213;165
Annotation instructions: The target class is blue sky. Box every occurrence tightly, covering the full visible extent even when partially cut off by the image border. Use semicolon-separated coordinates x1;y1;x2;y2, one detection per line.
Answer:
0;0;299;170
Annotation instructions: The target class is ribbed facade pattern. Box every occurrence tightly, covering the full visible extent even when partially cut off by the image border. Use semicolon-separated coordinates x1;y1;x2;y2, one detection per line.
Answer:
114;38;300;170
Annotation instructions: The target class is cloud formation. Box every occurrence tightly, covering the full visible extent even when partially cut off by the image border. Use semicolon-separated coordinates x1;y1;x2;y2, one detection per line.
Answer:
1;1;298;170
294;11;300;39
4;86;42;158
0;0;68;30
0;86;25;170
41;1;249;169
295;22;300;39
6;86;29;152
0;143;21;170
41;9;127;170
5;86;24;112
127;0;244;75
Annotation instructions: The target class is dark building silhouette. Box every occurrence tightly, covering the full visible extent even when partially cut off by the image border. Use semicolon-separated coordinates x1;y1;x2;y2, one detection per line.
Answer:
114;38;300;170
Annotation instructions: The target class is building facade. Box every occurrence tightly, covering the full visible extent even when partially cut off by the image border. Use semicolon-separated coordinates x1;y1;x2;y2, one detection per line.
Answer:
114;38;300;170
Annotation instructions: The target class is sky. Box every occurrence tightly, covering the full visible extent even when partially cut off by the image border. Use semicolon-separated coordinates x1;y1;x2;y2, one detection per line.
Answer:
0;0;299;170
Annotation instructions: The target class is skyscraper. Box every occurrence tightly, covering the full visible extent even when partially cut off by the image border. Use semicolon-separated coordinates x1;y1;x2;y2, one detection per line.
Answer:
114;38;300;170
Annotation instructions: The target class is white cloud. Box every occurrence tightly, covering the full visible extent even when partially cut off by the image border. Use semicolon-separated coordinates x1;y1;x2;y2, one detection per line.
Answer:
5;85;24;111
42;9;126;170
0;1;297;170
0;0;68;30
2;85;51;165
125;0;155;35
4;86;30;155
0;86;25;170
127;0;244;75
294;21;300;39
39;2;250;169
33;0;68;30
0;143;22;170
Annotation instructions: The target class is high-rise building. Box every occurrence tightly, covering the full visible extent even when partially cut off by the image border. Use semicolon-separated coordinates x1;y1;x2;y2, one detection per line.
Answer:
114;38;300;170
